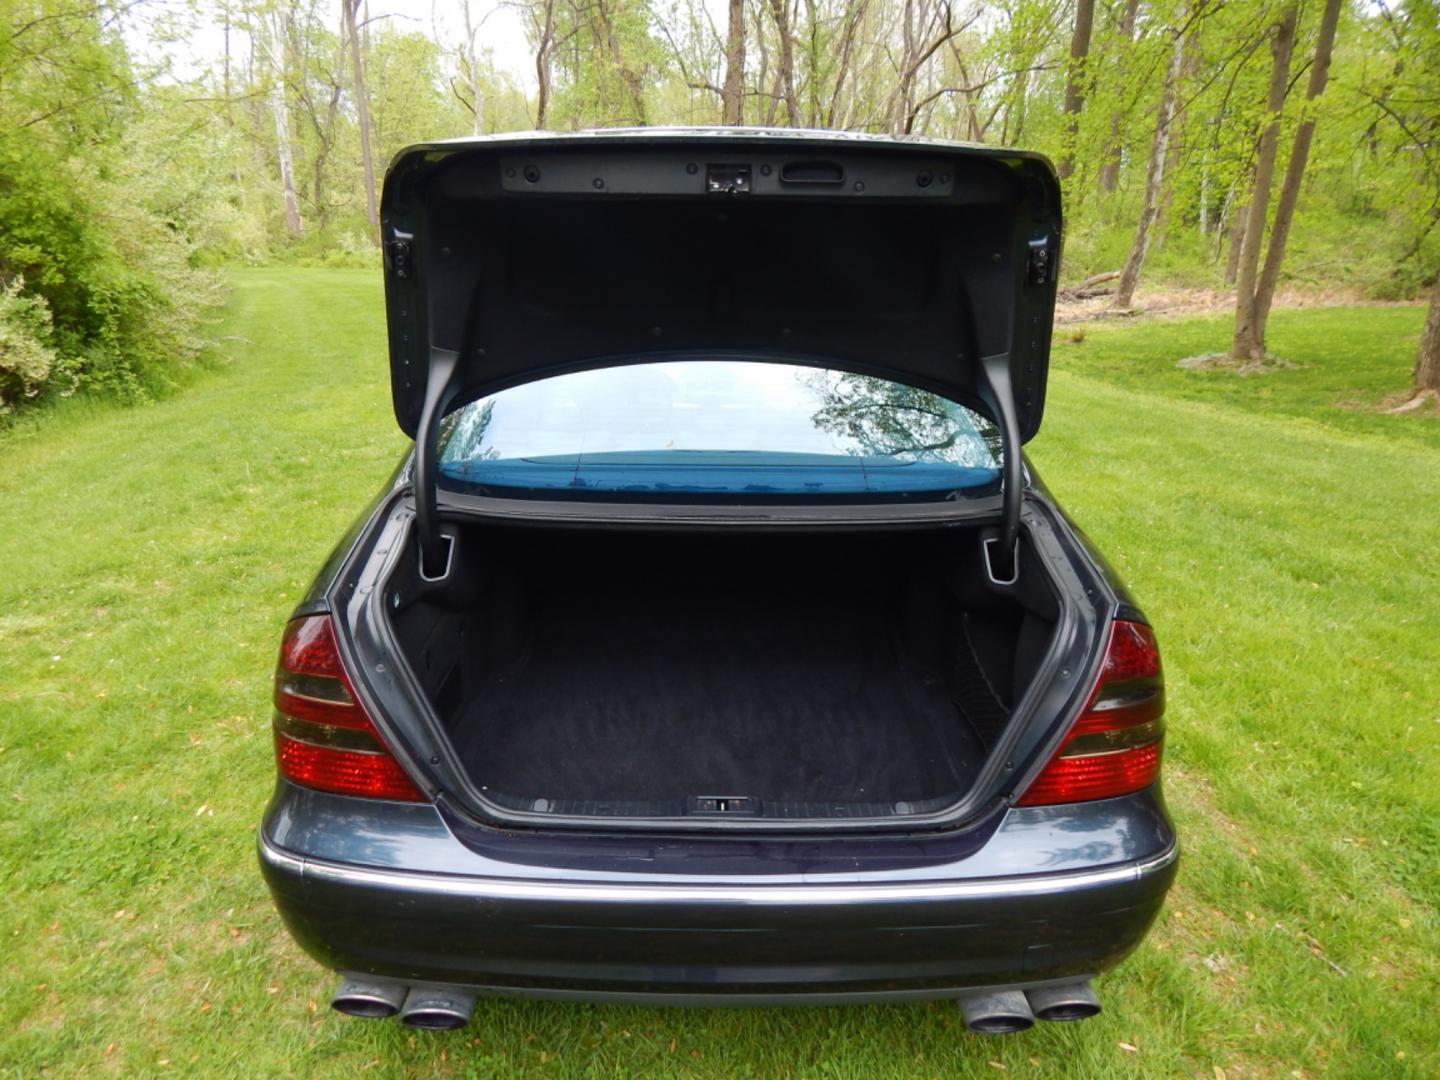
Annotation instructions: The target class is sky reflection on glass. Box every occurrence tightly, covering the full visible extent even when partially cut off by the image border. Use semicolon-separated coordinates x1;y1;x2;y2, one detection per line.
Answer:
438;360;1001;499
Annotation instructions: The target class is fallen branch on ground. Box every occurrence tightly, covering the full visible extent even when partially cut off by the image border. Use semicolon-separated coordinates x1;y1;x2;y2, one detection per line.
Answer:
1059;270;1121;301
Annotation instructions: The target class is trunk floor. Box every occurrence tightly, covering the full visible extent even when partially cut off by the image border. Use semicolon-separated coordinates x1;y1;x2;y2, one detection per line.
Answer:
451;589;984;807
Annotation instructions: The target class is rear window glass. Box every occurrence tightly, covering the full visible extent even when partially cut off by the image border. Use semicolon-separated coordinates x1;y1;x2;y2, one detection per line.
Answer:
436;360;1001;503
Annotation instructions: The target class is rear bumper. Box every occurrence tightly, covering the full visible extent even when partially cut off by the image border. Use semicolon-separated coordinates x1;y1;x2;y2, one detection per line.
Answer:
258;786;1178;1002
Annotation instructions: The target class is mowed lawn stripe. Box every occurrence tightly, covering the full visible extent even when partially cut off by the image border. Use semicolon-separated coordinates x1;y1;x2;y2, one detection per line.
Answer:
1;270;1435;1077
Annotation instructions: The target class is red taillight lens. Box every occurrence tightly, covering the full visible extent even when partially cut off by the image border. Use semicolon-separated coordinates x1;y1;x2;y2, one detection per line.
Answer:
1017;620;1165;807
271;615;425;801
273;731;427;802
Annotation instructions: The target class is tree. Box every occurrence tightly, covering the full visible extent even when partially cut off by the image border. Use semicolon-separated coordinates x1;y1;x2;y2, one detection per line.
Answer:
256;5;304;235
1056;0;1095;180
1096;0;1141;193
766;0;799;125
825;0;872;127
886;0;969;136
1229;3;1297;364
284;11;344;230
1114;19;1186;310
342;0;378;244
594;0;650;124
457;0;487;135
1246;0;1343;354
721;0;745;123
1395;273;1440;409
527;0;558;128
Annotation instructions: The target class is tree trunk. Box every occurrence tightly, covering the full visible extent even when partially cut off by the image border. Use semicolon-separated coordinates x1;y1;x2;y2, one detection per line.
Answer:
889;0;918;135
768;0;800;126
269;82;302;235
260;12;302;236
343;0;378;245
1097;0;1140;194
888;0;961;136
595;0;647;124
1113;26;1185;310
1249;0;1342;348
304;79;342;229
751;0;770;120
534;0;557;129
462;0;485;135
1153;39;1200;255
1224;199;1246;285
1004;65;1029;144
1231;4;1297;364
1411;274;1440;395
946;39;985;141
722;0;745;124
1198;149;1210;234
1056;0;1096;181
826;0;867;128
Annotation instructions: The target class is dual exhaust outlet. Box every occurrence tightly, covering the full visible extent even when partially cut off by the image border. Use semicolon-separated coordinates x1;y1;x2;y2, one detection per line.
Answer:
959;982;1102;1034
331;978;477;1030
331;975;1099;1035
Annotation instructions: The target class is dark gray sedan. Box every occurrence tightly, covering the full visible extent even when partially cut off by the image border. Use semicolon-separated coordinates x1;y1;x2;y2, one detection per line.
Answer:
259;129;1176;1035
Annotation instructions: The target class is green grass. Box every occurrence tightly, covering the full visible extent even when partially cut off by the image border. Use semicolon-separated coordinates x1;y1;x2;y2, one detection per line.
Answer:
1052;305;1438;449
2;270;1437;1078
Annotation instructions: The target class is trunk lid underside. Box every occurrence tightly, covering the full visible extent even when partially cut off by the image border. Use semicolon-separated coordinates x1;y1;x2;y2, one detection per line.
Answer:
380;129;1061;441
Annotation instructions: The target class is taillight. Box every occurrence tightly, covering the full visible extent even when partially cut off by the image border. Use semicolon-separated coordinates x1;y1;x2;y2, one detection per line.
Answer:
271;614;425;801
1017;620;1164;806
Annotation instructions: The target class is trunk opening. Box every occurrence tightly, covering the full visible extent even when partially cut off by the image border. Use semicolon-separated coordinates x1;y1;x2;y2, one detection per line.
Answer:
385;521;1061;825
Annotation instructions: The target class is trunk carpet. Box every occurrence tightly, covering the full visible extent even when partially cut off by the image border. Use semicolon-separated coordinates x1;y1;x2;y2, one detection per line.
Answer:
451;583;985;808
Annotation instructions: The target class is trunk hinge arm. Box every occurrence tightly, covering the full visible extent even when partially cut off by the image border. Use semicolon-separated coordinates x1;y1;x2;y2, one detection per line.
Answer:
414;347;462;579
977;352;1022;583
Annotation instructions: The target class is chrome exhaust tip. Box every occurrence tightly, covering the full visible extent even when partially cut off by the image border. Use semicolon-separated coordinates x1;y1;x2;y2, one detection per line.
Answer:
958;989;1036;1035
1027;981;1102;1022
398;986;477;1030
330;976;408;1019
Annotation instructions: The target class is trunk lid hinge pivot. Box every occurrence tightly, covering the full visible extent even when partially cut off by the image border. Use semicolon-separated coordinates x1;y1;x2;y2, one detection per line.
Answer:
414;346;462;579
978;352;1023;584
1026;237;1055;286
385;237;414;280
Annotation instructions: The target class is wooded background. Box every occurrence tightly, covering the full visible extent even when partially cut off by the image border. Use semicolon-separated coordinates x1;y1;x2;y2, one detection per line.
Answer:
3;0;1438;413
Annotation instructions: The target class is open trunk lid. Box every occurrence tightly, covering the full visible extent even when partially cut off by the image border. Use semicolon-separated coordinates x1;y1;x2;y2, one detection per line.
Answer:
381;128;1061;439
380;129;1062;577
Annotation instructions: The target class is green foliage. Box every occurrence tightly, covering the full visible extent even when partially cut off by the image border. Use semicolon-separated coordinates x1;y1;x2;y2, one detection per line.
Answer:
0;276;73;411
547;0;661;125
0;1;225;414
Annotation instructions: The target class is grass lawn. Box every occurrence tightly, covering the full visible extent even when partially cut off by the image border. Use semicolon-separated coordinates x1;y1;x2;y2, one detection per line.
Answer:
2;270;1436;1078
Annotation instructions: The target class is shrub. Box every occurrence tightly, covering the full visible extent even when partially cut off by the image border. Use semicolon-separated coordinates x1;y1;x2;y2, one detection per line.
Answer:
0;276;75;413
0;7;228;415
